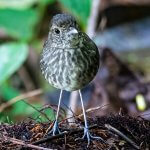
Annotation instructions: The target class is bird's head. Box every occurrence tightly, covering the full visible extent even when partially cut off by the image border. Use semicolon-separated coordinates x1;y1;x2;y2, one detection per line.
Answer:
48;14;80;48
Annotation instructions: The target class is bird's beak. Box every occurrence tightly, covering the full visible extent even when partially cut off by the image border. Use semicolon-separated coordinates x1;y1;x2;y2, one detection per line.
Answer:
68;27;78;35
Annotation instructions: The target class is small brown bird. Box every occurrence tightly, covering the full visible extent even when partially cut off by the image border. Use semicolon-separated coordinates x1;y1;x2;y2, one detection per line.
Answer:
40;13;103;146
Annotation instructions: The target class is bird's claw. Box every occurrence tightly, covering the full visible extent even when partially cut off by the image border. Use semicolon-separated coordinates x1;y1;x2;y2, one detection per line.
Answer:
47;121;61;136
75;127;105;147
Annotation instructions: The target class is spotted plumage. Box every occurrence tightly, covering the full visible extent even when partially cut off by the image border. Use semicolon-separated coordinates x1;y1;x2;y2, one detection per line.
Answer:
40;14;99;91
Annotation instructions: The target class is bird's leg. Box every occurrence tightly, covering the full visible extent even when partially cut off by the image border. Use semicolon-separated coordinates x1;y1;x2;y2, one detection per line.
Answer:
76;90;105;147
48;90;63;136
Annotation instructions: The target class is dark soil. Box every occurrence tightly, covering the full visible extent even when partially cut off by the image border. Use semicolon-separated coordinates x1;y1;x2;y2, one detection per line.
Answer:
0;114;150;150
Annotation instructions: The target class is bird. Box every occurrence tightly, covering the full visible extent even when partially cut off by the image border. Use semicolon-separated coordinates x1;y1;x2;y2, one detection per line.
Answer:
40;13;103;146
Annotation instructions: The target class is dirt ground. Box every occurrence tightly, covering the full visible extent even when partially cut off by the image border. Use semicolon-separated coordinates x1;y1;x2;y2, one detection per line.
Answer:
0;114;150;150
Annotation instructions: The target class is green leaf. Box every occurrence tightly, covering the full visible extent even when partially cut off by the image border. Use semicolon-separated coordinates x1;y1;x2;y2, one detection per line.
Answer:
0;0;38;9
13;101;38;116
0;42;28;85
0;81;19;101
0;0;55;9
0;8;39;40
58;0;91;27
39;0;55;5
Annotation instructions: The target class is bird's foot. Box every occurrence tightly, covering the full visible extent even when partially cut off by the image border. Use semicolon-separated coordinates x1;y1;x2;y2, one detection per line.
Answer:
75;127;105;147
47;120;61;136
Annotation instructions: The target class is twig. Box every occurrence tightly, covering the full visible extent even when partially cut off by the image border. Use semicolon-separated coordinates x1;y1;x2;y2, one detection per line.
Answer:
0;89;43;113
18;66;35;91
78;104;109;118
33;124;98;145
1;136;53;150
40;104;66;120
105;124;140;150
60;104;109;124
23;101;51;122
86;0;101;38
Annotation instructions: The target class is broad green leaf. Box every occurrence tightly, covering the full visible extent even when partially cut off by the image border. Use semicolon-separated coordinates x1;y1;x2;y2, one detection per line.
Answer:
13;101;41;116
0;8;39;40
0;0;55;9
39;0;55;5
58;0;91;27
0;0;38;9
0;42;28;84
0;81;19;101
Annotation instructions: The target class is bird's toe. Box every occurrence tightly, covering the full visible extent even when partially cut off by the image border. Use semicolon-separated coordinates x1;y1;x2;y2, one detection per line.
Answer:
47;120;61;136
75;127;106;147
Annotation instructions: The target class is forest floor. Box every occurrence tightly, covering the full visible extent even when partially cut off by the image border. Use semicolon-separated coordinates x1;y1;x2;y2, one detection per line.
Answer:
0;114;150;150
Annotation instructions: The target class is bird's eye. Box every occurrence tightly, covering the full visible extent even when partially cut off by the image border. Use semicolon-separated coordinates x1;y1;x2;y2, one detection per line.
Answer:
54;28;60;34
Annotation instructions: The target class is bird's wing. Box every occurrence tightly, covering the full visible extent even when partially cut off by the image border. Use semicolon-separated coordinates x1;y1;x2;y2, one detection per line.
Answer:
79;32;100;59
